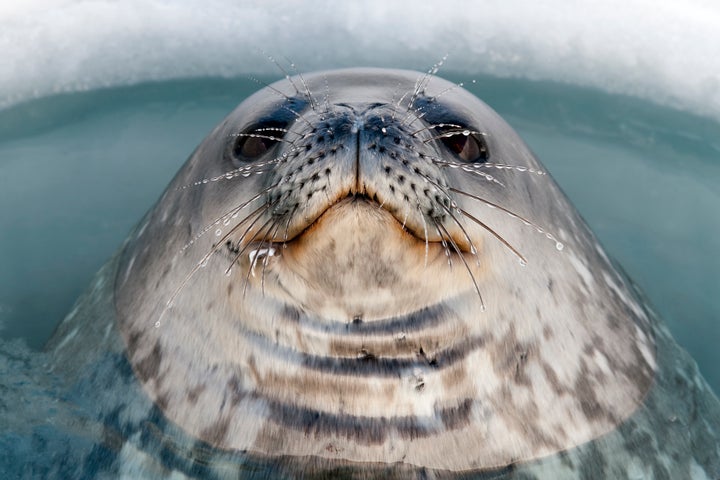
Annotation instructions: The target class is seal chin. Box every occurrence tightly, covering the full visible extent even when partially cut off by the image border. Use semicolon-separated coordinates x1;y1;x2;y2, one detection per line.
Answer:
234;197;485;322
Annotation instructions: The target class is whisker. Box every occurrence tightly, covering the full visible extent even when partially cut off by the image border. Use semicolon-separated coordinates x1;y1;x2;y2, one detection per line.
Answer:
260;219;284;294
285;58;319;112
229;133;295;145
437;202;480;258
156;200;274;328
429;81;465;102
457;207;527;266
423;154;504;187
418;204;430;268
225;204;282;276
406;54;448;113
432;158;547;176
422;129;485;144
449;187;564;251
436;219;485;311
246;76;315;129
410;123;465;137
241;215;280;297
430;217;453;268
263;53;301;96
178;184;278;253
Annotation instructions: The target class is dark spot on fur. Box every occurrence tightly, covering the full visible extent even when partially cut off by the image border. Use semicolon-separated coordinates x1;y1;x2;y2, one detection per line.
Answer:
200;418;230;446
187;384;207;405
135;341;162;383
575;361;605;420
542;363;565;395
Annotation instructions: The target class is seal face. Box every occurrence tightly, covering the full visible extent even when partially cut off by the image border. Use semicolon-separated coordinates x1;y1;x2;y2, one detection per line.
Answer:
114;68;656;470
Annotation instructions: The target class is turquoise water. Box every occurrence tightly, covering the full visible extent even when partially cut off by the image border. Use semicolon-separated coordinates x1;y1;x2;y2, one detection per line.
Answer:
0;75;718;395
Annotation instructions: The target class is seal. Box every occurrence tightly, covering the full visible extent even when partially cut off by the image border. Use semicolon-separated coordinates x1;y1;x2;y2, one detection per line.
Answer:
32;68;720;478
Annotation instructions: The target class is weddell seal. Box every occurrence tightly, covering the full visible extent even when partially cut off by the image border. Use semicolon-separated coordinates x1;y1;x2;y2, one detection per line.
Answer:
5;67;720;479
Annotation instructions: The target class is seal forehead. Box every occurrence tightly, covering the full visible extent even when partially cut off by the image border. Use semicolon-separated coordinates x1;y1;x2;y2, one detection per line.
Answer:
114;67;656;472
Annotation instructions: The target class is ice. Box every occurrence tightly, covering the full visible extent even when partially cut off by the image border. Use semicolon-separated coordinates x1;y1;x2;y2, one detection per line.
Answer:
0;1;718;118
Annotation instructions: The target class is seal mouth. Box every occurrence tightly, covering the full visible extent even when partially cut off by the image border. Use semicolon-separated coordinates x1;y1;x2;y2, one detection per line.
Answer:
239;193;474;257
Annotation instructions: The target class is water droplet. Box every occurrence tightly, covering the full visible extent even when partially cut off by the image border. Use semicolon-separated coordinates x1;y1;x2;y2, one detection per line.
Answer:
556;242;564;251
215;229;222;236
154;321;161;328
200;259;208;267
202;179;209;184
223;219;231;226
225;269;233;277
381;127;387;134
519;259;528;267
462;130;470;136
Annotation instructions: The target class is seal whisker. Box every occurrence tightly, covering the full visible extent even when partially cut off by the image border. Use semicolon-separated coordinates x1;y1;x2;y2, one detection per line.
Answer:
418;204;430;268
449;187;564;252
246;76;316;129
285;58;319;112
229;133;295;145
438;202;480;258
409;123;465;137
177;155;287;190
457;207;527;266
430;216;453;268
178;184;278;254
157;201;275;326
422;153;504;186
436;219;486;311
259;219;284;294
263;53;301;96
429;80;466;102
433;158;547;177
240;215;281;297
406;55;448;113
422;129;486;144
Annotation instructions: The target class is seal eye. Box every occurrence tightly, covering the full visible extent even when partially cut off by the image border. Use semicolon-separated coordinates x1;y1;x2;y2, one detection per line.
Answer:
441;131;489;163
232;122;286;162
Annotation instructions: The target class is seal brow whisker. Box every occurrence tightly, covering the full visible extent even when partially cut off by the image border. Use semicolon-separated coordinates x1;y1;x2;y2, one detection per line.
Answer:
406;55;448;113
230;133;295;145
423;129;485;144
436;219;486;311
247;76;315;129
410;123;464;137
450;187;564;251
285;57;319;112
429;80;466;102
457;207;527;266
263;52;301;95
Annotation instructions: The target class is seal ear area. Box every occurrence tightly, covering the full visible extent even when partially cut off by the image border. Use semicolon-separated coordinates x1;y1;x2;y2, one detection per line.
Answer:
230;119;289;165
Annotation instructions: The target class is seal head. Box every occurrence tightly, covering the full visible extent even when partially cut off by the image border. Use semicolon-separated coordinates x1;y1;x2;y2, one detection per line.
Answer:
114;68;655;471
